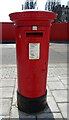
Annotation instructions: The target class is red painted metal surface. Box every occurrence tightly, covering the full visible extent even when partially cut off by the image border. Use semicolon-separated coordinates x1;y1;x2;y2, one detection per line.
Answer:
9;11;56;98
0;23;2;41
50;23;68;41
0;22;15;41
67;23;69;40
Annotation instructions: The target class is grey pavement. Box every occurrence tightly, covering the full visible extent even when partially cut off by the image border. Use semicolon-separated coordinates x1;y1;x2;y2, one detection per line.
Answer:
0;43;69;120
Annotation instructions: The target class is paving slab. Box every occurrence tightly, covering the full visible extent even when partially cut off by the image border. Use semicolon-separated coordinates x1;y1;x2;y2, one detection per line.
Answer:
67;103;69;120
0;99;11;116
46;96;60;113
67;78;69;85
48;81;66;90
12;82;17;106
47;76;60;82
47;86;52;96
37;112;62;119
58;103;68;119
58;76;68;88
0;116;10;120
0;87;14;99
58;76;68;80
60;79;67;85
10;106;19;118
10;106;36;119
52;90;67;103
0;80;15;87
67;85;69;90
1;67;17;79
12;93;17;107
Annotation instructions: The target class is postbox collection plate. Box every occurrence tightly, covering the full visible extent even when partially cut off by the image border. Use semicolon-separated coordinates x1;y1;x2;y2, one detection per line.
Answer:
29;43;40;60
32;26;38;31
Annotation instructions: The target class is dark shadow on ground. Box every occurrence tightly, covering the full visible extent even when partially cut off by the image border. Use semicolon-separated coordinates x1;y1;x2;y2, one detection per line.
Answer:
18;104;55;120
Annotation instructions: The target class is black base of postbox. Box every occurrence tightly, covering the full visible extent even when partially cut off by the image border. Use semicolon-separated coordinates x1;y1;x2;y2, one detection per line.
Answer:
17;91;47;114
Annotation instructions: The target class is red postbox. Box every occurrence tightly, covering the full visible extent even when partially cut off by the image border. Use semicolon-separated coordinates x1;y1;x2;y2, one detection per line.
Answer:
9;11;56;113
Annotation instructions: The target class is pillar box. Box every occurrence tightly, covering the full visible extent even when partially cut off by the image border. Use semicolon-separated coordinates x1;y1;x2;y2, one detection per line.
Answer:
9;11;57;114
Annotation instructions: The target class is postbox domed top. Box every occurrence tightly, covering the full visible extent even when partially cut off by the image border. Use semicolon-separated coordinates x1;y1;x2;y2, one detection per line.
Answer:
9;11;57;22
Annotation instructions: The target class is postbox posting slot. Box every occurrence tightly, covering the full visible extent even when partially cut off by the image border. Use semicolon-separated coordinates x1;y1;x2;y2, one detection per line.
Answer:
26;32;43;37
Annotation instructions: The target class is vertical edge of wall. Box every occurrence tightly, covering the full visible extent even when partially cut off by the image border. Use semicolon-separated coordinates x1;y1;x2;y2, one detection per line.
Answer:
67;23;69;41
0;22;2;42
50;23;68;42
2;22;15;42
